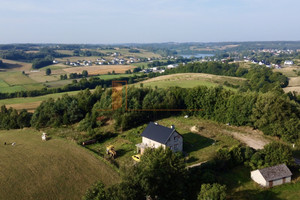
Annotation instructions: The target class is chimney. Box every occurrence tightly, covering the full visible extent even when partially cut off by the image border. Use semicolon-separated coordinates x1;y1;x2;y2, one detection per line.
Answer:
171;125;175;129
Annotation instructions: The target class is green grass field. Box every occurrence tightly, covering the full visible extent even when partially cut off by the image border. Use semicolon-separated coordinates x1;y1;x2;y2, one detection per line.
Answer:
0;129;120;200
97;73;140;80
0;71;45;93
140;73;245;90
0;90;81;105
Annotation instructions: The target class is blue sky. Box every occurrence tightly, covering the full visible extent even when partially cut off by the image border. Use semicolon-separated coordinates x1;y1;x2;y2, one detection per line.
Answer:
0;0;299;43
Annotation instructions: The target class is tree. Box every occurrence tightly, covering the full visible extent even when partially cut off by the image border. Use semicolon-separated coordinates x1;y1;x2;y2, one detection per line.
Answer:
82;70;88;77
83;181;107;200
46;68;51;76
198;183;227;200
135;147;187;199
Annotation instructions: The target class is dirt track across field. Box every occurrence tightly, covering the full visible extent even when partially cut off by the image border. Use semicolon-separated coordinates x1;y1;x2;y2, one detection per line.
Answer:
190;125;270;150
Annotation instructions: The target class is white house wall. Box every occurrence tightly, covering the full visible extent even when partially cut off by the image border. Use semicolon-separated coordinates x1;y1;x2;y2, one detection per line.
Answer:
165;131;183;152
142;137;166;149
141;131;183;152
251;170;267;187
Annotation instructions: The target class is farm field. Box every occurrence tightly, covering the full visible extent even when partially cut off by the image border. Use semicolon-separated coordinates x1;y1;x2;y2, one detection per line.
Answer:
0;71;44;93
0;90;83;112
274;66;300;77
27;69;67;83
139;73;246;90
0;129;120;200
62;65;136;75
97;73;140;80
86;116;270;167
0;59;32;72
98;48;162;58
283;76;300;93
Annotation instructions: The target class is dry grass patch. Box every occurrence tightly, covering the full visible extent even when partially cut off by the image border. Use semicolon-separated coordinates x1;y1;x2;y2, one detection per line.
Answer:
63;65;135;75
284;77;300;93
274;66;299;77
0;59;32;71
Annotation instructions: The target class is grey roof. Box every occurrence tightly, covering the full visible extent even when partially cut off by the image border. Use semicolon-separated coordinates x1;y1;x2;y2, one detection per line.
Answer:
141;122;177;144
259;164;292;181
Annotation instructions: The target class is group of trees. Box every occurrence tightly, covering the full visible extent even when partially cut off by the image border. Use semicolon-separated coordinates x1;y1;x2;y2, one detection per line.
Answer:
69;70;88;79
73;50;105;57
83;147;224;200
0;59;4;67
84;86;299;142
0;106;32;129
32;57;53;69
0;48;68;62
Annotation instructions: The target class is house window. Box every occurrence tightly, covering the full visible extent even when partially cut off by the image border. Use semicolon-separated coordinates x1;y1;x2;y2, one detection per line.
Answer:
174;136;178;142
174;144;178;150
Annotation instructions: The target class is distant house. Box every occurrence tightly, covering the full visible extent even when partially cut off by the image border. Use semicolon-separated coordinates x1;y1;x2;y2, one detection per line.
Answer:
167;64;178;69
284;60;294;65
251;164;292;187
136;122;183;154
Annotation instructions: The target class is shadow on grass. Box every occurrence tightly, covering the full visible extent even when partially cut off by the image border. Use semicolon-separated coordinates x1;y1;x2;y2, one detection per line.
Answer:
117;148;132;157
183;132;214;153
231;189;282;200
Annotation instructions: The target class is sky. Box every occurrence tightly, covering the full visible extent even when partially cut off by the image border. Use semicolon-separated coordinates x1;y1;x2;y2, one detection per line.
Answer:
0;0;299;44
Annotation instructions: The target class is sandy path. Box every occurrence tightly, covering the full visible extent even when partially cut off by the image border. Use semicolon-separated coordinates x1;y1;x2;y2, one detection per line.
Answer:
191;125;270;150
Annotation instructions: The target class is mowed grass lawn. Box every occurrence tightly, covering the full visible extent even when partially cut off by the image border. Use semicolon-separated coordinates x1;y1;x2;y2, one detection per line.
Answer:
0;129;120;200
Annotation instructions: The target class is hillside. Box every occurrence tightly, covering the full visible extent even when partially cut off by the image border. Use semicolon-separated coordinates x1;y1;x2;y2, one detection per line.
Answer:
140;73;246;89
0;129;120;200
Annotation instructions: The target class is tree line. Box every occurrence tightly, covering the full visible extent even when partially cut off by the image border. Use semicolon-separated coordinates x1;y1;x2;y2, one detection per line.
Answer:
0;48;69;62
22;85;299;142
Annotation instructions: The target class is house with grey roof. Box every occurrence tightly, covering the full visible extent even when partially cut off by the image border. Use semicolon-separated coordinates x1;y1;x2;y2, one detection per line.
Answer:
136;122;183;154
251;164;292;187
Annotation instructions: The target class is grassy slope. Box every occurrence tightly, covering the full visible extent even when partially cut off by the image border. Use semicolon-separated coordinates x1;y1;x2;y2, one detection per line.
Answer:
139;73;246;90
0;129;120;200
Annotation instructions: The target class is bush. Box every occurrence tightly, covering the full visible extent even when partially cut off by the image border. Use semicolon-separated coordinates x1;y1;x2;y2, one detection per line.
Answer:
198;183;227;200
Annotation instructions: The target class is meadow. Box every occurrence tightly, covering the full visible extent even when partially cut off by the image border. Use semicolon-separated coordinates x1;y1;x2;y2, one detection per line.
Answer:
0;90;83;112
0;71;44;93
0;129;120;200
139;73;246;90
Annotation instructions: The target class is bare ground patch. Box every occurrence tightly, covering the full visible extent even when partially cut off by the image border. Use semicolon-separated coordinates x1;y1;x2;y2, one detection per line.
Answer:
190;125;270;150
63;65;135;75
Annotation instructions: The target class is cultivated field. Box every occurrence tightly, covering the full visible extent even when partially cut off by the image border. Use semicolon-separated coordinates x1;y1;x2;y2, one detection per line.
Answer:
139;73;246;89
274;66;300;77
0;90;83;112
63;65;136;75
0;129;120;200
0;72;44;93
284;77;300;93
0;59;32;72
